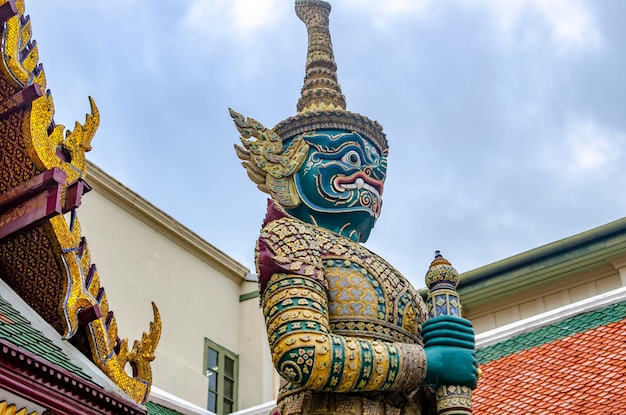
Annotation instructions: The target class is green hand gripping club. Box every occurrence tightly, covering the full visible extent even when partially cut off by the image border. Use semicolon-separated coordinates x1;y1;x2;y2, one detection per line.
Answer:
425;251;473;415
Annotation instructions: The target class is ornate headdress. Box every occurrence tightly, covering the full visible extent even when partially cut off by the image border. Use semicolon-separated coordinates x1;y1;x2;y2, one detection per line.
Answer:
232;0;387;205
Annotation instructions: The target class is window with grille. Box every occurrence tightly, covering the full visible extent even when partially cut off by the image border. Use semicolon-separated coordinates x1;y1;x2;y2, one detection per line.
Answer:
204;339;239;414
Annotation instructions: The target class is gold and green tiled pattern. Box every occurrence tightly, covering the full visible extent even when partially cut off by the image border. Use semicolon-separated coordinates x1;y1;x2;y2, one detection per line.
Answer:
0;295;93;382
145;402;185;415
473;300;626;414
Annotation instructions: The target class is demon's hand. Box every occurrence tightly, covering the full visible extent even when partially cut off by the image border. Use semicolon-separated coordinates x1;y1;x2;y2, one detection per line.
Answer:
422;315;478;388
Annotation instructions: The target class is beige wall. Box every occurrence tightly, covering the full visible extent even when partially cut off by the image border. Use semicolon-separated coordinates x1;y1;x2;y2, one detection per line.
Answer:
466;265;624;334
77;163;277;410
238;282;278;408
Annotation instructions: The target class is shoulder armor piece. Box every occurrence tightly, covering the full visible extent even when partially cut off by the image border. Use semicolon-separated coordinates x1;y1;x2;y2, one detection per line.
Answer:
257;217;325;294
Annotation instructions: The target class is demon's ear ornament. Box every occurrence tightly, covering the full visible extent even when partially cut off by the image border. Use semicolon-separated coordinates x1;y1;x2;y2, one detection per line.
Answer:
231;108;309;208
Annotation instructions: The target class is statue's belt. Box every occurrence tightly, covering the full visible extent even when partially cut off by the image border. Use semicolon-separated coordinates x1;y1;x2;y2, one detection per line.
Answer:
329;317;421;345
276;389;430;415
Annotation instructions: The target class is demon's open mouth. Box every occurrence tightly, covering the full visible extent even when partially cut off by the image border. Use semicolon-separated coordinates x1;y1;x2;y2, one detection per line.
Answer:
333;172;384;200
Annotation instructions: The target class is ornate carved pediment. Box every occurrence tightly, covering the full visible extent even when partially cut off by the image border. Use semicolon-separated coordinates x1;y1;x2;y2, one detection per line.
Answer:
0;0;160;404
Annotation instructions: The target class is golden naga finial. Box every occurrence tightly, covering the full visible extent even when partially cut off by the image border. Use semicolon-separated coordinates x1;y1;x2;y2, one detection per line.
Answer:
295;0;346;113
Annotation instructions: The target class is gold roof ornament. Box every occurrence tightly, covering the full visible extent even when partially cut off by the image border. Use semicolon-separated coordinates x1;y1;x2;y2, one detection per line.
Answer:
0;0;161;404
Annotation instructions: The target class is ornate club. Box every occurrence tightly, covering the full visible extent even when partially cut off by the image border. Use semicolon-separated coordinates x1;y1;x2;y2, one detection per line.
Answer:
425;251;473;415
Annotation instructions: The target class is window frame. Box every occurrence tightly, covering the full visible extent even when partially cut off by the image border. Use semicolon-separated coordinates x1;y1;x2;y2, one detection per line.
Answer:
203;338;239;414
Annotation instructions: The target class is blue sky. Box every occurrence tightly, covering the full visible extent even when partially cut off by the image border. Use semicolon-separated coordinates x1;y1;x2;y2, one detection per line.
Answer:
26;1;626;288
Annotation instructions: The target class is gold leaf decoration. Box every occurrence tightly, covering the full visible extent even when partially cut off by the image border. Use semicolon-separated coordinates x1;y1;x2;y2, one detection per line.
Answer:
0;400;37;415
0;1;161;403
231;108;309;207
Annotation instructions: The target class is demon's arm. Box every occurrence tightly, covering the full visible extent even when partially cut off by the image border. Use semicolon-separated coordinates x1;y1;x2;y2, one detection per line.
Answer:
258;218;426;393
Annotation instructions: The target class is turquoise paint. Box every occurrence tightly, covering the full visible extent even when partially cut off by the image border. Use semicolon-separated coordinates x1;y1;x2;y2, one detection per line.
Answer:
285;129;387;243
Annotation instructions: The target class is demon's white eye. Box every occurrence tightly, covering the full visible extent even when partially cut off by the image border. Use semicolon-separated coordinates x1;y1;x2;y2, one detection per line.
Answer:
342;150;362;167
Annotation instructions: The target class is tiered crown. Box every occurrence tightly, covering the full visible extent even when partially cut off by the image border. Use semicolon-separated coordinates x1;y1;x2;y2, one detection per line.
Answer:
273;0;388;152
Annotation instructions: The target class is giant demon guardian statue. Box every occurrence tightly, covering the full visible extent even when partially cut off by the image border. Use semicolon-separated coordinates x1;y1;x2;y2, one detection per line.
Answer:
231;1;478;414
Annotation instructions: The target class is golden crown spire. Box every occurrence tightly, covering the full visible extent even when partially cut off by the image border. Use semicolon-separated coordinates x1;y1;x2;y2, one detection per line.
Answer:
295;0;346;113
234;1;388;152
271;0;388;152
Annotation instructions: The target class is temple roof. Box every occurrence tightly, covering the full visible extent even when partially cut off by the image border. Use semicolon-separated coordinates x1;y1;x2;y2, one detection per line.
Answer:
145;402;186;415
0;280;148;414
0;281;187;415
473;298;626;413
457;215;626;310
0;295;93;382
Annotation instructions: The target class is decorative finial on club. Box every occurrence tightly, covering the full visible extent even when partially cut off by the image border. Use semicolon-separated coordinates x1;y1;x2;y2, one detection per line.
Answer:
425;252;473;414
426;250;459;291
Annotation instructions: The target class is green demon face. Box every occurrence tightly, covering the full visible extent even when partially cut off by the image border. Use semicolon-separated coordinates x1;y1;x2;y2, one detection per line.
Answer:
285;129;387;243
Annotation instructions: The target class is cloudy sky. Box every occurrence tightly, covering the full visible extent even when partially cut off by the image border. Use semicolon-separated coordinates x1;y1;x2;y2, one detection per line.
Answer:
26;1;626;288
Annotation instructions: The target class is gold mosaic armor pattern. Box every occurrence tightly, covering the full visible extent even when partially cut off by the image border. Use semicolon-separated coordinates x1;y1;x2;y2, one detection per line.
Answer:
259;215;430;414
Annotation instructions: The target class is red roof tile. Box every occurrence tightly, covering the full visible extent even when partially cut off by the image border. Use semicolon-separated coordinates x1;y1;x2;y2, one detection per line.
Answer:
473;319;626;414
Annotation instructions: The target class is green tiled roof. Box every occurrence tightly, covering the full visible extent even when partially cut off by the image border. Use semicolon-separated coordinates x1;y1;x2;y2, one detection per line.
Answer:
0;294;93;381
477;300;626;365
146;401;187;415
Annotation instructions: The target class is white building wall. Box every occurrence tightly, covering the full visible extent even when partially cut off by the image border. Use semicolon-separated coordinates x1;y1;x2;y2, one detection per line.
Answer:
76;163;276;410
238;281;279;408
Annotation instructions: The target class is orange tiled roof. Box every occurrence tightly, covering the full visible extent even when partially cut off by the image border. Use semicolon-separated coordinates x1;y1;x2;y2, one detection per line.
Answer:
473;303;626;414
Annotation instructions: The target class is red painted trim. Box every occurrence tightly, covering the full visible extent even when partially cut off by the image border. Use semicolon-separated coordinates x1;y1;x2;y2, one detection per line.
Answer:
0;340;146;415
0;168;64;212
0;0;17;24
78;304;102;327
0;83;43;120
0;168;65;240
63;179;92;213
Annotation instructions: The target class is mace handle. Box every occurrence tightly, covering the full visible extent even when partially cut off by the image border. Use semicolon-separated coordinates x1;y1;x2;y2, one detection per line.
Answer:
425;251;473;415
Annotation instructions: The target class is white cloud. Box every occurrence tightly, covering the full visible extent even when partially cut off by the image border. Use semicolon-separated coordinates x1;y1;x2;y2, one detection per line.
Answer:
343;0;432;26
342;0;600;50
484;0;601;51
182;0;288;38
543;120;623;175
568;121;621;170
